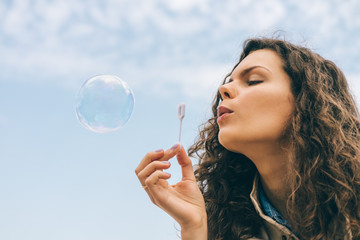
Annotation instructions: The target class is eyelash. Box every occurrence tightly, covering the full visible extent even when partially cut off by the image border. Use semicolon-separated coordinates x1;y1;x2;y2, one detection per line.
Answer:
221;79;263;89
247;80;263;86
219;79;263;100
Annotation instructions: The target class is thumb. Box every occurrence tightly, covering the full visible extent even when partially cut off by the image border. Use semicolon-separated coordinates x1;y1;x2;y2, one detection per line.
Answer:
177;146;196;181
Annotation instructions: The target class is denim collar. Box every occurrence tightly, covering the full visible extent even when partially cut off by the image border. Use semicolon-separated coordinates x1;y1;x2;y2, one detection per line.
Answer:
258;180;293;232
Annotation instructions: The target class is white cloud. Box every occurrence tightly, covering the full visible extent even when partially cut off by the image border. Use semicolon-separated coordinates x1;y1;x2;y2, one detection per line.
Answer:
139;63;230;100
252;0;286;30
346;73;360;106
164;0;208;12
287;0;360;39
174;65;230;99
2;0;31;37
0;0;359;101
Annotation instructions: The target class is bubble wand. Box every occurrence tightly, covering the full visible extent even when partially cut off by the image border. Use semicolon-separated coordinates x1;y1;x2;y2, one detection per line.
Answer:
177;103;185;144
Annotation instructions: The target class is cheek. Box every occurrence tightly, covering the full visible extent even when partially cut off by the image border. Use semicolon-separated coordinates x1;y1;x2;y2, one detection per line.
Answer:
262;96;292;130
218;128;239;152
217;87;294;151
240;89;294;138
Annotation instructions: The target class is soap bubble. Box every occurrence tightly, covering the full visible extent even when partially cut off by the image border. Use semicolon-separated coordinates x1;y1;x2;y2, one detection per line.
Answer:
75;75;135;133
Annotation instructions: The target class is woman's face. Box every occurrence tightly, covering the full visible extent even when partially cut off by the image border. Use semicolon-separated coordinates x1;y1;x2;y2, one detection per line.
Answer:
217;49;294;154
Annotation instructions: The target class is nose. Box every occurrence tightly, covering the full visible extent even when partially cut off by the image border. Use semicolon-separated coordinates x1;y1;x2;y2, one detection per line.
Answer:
219;83;234;99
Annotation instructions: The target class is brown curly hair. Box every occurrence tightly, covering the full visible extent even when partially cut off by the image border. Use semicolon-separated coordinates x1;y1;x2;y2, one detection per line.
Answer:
188;38;360;239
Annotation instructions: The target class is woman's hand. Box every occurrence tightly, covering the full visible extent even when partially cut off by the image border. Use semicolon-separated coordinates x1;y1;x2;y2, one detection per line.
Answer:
135;144;207;239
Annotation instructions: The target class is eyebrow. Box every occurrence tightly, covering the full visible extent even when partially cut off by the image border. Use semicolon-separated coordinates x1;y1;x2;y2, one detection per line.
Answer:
240;65;271;77
228;65;271;82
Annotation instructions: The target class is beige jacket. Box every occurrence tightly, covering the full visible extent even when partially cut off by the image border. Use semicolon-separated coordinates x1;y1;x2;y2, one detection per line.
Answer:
248;175;352;240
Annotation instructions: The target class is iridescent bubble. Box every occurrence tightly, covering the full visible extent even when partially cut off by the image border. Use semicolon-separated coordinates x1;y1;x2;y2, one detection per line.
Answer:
75;75;135;133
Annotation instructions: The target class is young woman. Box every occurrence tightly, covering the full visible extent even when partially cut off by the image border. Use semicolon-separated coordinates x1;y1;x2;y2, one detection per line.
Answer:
135;38;360;239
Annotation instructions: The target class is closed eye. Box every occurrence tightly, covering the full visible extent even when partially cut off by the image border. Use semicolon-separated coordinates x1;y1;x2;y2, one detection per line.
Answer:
248;80;263;86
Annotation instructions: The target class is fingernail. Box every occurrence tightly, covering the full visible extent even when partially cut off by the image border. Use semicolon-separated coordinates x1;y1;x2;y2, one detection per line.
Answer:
164;172;171;177
160;161;170;165
155;149;163;152
170;144;179;151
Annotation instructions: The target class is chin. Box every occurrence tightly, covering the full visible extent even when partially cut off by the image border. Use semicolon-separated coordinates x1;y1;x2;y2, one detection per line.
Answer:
218;132;250;155
218;133;237;152
217;131;226;147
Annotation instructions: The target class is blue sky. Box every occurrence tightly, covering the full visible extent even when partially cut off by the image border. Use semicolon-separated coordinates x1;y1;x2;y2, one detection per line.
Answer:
1;0;360;239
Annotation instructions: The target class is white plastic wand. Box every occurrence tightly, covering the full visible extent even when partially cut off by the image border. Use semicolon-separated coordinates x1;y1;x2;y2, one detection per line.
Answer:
177;103;185;144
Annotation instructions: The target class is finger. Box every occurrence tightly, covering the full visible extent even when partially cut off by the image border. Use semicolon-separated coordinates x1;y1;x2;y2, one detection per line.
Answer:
144;170;172;205
137;161;171;186
162;143;180;160
135;144;179;176
135;149;164;175
177;146;196;181
145;170;172;189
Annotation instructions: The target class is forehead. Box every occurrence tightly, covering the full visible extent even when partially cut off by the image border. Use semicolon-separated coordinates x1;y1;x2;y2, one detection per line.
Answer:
232;49;284;75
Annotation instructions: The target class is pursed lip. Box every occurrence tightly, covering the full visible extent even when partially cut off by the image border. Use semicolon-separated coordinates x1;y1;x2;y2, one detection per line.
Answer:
217;106;233;118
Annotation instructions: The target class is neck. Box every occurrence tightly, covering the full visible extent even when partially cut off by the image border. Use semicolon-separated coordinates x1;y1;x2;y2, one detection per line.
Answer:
243;142;291;220
259;170;290;220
